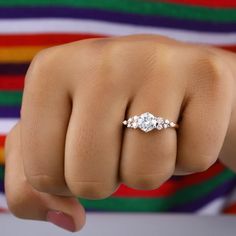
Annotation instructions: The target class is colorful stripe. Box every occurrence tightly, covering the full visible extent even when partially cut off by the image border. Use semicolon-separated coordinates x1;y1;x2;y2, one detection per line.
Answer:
0;165;4;180
0;91;22;106
0;106;20;118
0;46;45;63
197;198;226;215
0;34;105;46
1;20;236;45
0;35;236;52
0;63;28;75
170;179;236;212
163;0;236;8
80;169;236;212
224;203;236;213
0;149;4;164
0;76;24;90
0;181;4;193
0;119;18;134
0;0;236;22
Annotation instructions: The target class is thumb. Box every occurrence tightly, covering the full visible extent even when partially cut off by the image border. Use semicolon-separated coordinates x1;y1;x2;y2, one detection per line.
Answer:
4;123;86;232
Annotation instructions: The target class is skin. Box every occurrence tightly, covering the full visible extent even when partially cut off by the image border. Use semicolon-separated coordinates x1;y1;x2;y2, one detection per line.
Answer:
4;35;236;232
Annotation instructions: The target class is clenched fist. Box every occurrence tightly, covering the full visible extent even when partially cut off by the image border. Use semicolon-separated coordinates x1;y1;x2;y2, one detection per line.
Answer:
4;35;236;232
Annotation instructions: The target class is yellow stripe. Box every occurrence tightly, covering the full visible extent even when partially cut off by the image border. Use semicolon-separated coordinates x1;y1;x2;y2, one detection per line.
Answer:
0;148;4;165
0;46;48;63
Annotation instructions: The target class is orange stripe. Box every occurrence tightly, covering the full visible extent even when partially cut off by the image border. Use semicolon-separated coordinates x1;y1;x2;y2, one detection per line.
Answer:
0;46;47;63
0;148;4;165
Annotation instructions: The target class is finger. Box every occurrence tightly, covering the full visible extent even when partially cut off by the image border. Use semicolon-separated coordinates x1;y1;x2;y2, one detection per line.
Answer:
176;55;234;172
120;78;182;190
65;77;126;199
4;123;85;232
21;50;71;195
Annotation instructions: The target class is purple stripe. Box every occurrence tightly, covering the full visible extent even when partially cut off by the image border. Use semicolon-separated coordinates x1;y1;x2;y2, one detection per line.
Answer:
0;63;29;75
0;181;4;193
0;7;235;32
170;178;236;212
0;106;20;118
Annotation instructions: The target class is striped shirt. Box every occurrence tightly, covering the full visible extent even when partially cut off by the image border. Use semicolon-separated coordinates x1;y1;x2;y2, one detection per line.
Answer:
0;0;236;214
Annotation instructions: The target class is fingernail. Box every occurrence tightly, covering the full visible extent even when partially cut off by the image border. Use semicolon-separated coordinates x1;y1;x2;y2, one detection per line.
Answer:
47;210;76;232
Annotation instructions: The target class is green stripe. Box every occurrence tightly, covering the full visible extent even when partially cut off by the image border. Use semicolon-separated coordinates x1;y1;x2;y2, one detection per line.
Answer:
0;0;236;22
0;166;4;180
80;169;236;212
0;91;22;106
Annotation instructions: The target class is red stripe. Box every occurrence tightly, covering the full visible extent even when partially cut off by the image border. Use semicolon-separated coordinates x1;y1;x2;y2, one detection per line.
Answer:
0;75;24;90
219;45;236;52
0;33;106;47
163;0;236;8
114;162;224;197
0;34;236;55
0;136;6;147
0;208;8;213
224;203;236;214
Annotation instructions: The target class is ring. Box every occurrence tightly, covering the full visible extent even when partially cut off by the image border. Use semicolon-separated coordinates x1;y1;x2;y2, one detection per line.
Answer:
123;112;179;133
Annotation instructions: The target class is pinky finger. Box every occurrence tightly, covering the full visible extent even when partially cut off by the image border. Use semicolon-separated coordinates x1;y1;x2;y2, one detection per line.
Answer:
4;123;86;232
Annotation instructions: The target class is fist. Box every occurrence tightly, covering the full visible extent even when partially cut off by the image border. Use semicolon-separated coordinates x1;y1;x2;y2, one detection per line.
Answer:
4;35;235;231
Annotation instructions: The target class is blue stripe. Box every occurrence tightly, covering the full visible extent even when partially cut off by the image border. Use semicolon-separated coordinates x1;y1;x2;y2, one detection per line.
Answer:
0;181;4;193
170;178;236;212
0;106;20;118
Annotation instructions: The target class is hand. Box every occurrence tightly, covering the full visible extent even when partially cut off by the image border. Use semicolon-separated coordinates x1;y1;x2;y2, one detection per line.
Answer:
4;35;236;232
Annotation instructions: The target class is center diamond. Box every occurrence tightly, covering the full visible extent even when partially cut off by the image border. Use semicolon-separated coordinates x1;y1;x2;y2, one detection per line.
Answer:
137;112;157;132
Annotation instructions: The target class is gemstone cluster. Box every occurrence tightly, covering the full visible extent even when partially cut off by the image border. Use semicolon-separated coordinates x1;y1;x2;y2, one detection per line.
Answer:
123;112;175;132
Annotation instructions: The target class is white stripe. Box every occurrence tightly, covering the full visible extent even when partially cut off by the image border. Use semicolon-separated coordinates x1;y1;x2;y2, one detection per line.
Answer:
0;119;18;134
0;19;235;45
196;197;226;215
0;194;8;210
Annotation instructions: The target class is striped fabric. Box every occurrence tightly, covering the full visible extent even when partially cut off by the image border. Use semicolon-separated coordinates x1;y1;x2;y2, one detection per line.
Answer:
1;0;236;214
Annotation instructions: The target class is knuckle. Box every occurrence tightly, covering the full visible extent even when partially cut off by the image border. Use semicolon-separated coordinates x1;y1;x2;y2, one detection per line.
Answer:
180;155;216;173
188;49;234;101
28;48;53;76
24;47;60;87
67;180;116;200
122;166;174;190
27;174;65;194
197;51;231;86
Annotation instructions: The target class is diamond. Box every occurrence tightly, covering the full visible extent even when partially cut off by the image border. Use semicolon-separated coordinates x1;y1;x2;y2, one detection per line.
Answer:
128;118;133;123
137;112;157;132
156;117;164;124
133;116;139;121
165;119;170;124
131;122;138;129
123;120;128;125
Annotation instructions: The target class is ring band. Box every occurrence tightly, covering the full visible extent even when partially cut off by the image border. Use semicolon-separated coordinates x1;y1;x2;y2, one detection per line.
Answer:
123;112;179;133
